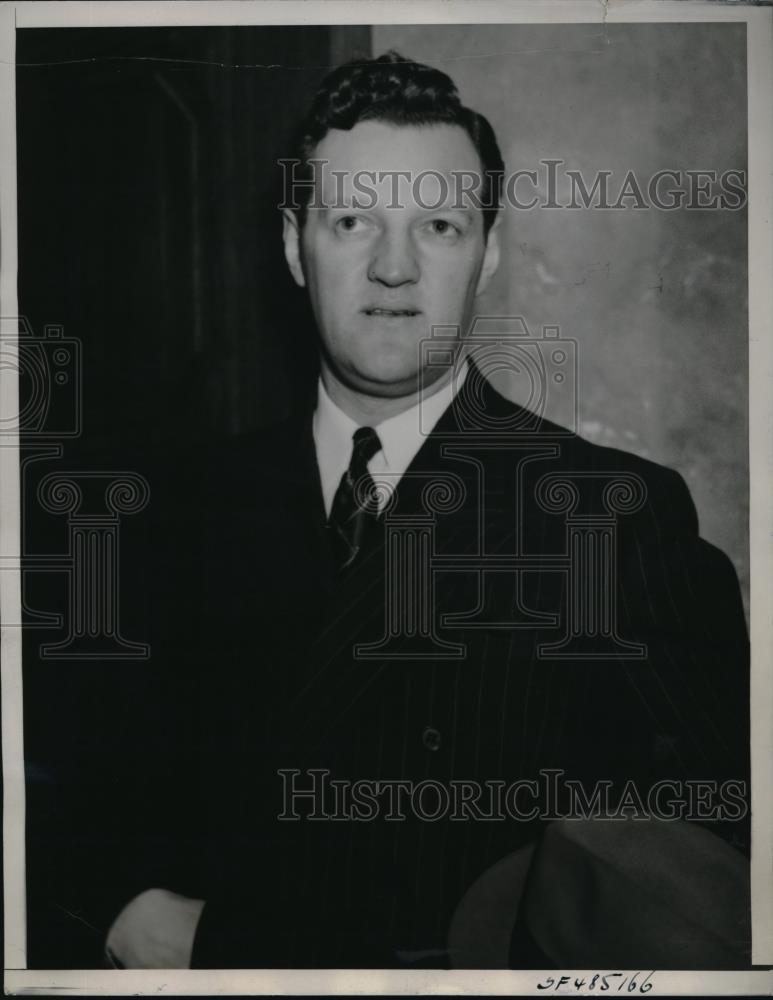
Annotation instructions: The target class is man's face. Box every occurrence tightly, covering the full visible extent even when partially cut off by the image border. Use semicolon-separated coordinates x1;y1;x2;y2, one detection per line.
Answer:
283;121;500;398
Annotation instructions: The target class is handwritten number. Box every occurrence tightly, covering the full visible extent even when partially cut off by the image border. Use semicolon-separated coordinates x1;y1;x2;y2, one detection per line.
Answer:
534;970;655;994
640;971;655;994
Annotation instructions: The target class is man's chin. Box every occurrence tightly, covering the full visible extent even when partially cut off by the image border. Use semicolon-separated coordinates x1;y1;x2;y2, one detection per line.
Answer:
326;344;457;399
345;365;423;397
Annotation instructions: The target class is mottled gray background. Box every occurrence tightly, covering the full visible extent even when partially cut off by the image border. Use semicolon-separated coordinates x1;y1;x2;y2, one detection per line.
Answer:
374;23;749;618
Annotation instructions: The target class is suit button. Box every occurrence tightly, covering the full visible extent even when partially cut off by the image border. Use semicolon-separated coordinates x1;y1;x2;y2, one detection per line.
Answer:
422;726;441;751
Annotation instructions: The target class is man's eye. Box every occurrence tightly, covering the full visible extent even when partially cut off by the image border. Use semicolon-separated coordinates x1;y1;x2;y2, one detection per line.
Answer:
335;215;365;233
428;219;460;237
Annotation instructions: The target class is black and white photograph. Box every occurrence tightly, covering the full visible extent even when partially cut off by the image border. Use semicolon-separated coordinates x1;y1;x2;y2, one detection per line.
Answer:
1;0;772;994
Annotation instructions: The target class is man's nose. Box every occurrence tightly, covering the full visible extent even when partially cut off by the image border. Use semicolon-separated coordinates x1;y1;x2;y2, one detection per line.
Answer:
367;231;420;286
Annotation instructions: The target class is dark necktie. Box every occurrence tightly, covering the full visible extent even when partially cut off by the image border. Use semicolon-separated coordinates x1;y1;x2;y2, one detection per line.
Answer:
328;426;382;571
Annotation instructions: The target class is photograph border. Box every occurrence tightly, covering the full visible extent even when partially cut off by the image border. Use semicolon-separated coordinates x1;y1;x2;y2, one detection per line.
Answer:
1;1;771;994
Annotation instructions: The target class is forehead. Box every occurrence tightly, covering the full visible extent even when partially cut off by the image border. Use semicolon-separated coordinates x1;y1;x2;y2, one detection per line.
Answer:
312;120;484;182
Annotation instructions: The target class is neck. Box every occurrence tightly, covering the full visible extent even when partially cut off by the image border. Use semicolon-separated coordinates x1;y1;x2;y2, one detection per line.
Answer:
320;363;459;426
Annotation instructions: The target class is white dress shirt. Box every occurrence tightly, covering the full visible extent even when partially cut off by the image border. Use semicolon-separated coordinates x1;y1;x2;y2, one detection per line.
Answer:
313;363;468;517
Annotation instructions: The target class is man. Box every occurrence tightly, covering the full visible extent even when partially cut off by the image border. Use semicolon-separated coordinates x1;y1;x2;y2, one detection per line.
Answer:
104;52;750;969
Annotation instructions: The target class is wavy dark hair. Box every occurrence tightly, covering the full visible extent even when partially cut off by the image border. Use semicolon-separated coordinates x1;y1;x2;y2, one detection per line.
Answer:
290;50;504;236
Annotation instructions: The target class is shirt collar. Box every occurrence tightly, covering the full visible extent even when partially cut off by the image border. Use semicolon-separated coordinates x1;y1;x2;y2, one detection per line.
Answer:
313;362;467;515
375;362;466;473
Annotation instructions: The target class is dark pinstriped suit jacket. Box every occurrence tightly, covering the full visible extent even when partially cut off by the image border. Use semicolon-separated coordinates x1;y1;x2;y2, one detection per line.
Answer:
150;371;749;968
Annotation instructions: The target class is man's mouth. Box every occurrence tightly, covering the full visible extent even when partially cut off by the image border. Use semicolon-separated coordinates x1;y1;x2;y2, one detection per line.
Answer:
363;308;421;317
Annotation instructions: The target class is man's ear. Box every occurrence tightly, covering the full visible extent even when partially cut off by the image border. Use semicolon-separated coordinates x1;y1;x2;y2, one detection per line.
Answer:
475;215;501;297
282;208;306;288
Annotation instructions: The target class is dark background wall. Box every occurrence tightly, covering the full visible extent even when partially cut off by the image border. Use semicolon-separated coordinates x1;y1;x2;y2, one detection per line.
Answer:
17;25;370;446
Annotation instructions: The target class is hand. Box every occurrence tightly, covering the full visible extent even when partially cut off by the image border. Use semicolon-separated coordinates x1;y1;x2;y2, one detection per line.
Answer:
105;887;205;968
